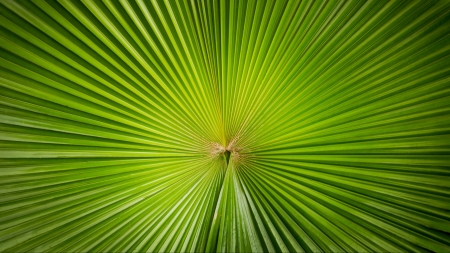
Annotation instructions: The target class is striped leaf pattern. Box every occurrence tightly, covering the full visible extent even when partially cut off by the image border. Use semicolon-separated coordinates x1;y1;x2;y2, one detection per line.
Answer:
1;0;450;252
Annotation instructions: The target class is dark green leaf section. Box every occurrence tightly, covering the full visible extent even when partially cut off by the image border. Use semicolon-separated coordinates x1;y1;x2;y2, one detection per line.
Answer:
1;0;450;252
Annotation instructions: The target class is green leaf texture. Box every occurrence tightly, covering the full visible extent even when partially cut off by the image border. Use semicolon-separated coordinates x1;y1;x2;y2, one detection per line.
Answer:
1;0;450;252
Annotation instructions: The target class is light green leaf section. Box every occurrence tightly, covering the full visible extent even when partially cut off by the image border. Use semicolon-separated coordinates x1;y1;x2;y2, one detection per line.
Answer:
1;0;450;252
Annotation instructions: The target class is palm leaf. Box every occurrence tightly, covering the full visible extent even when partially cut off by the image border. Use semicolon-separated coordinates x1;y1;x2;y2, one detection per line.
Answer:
1;0;450;252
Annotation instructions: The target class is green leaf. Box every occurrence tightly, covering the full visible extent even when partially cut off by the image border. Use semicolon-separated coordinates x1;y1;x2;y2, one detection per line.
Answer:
1;0;450;252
